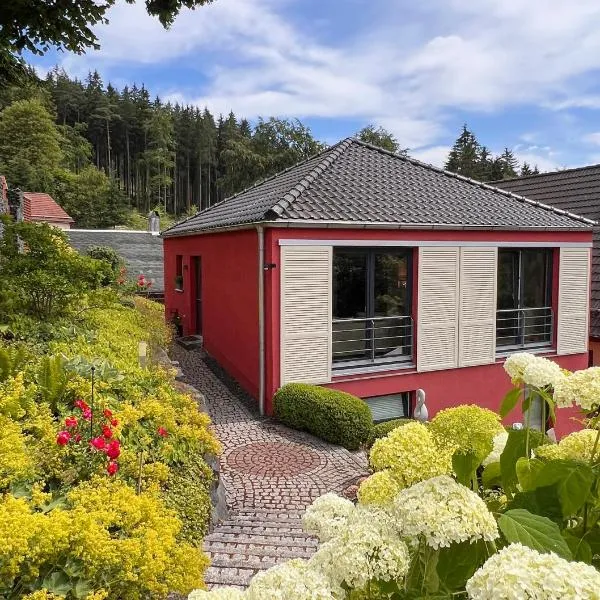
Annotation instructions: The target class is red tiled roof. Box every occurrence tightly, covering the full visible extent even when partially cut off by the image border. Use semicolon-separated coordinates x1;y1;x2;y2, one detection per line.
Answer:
23;192;74;224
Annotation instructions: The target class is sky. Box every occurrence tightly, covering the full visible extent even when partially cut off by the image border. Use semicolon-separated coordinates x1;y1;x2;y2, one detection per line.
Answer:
28;0;600;171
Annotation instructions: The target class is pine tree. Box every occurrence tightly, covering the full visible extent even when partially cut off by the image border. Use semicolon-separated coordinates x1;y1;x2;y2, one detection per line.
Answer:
520;162;533;177
445;125;482;179
499;148;519;179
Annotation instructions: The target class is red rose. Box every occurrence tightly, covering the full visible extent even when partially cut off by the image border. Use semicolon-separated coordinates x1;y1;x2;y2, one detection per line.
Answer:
102;425;113;439
107;461;119;476
111;418;119;427
157;427;169;438
103;408;113;419
75;399;89;412
56;431;71;446
106;439;121;459
65;416;78;429
82;408;92;421
90;437;106;451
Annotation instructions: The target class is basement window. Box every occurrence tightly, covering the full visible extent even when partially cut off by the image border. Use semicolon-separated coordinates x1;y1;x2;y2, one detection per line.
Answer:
364;392;411;423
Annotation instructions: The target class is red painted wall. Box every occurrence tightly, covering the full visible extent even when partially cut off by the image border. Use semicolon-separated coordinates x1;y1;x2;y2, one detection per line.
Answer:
264;227;592;434
164;229;260;397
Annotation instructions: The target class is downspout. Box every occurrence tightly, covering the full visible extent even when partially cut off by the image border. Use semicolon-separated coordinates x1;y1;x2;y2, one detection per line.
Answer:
257;225;265;416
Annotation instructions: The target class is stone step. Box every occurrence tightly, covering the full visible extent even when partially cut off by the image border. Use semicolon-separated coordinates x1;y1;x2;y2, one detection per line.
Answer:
234;509;305;522
204;542;316;560
204;566;256;588
204;531;318;547
215;522;308;536
208;552;311;570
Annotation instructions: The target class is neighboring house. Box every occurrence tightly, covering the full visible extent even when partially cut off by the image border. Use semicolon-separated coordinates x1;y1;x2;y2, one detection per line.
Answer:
162;138;593;436
22;192;74;229
67;229;165;296
495;165;600;365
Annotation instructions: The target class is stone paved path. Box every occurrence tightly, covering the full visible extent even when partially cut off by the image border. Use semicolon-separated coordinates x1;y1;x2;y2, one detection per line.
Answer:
172;347;369;589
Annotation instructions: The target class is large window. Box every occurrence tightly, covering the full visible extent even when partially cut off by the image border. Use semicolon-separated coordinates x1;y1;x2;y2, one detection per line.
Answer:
497;249;553;350
332;248;413;370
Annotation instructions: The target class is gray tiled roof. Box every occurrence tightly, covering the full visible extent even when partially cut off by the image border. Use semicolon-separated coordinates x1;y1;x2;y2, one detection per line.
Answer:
67;230;164;293
162;138;593;238
495;165;600;337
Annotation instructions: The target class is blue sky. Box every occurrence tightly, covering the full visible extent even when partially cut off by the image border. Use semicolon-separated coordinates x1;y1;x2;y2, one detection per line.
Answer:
29;0;600;170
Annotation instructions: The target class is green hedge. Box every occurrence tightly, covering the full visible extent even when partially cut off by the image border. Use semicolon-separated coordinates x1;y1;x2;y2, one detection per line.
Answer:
368;418;413;447
273;383;373;450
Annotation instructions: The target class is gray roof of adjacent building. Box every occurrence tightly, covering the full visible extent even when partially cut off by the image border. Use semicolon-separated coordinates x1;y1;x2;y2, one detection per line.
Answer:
162;138;594;238
495;164;600;337
66;229;164;293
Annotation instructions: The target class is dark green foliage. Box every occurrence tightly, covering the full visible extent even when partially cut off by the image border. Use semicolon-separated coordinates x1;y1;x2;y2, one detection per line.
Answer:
163;455;213;545
445;124;541;182
368;418;413;446
0;221;110;320
357;124;407;155
0;344;29;382
273;383;373;450
85;245;125;283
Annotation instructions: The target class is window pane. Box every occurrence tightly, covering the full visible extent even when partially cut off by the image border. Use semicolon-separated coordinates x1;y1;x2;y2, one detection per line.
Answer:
333;251;367;318
333;251;368;363
521;250;550;308
374;253;409;317
497;250;518;310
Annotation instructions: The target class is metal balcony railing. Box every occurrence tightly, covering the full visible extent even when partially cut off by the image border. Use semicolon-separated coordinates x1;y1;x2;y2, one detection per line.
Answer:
496;307;553;351
332;315;413;370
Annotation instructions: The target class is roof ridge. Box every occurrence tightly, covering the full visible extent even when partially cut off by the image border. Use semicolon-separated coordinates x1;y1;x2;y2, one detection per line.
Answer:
160;140;349;236
348;138;595;227
496;163;600;184
267;138;354;218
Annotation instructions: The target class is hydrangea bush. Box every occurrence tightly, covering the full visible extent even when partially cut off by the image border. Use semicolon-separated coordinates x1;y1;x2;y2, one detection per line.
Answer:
191;352;600;599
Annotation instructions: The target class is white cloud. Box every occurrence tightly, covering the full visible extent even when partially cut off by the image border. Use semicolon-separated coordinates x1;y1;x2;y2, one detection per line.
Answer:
410;145;451;168
43;0;600;153
583;132;600;146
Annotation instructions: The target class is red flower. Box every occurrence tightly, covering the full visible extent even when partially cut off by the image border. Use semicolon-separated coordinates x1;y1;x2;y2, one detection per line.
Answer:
56;431;71;446
102;425;113;439
74;399;90;412
103;408;113;419
90;437;106;451
157;427;169;438
82;408;92;421
106;439;121;459
74;434;82;443
65;416;78;429
107;461;119;476
111;418;119;427
146;280;152;288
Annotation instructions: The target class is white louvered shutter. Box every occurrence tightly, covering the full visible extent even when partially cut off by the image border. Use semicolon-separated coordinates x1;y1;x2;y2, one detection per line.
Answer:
280;246;332;385
557;248;590;355
458;247;498;367
417;247;459;372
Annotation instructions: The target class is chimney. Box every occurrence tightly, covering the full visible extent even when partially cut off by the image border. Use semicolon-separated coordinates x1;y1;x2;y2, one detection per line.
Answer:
148;210;160;234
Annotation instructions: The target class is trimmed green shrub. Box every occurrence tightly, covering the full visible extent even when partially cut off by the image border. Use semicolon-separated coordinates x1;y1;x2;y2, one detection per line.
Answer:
273;383;373;450
368;418;413;447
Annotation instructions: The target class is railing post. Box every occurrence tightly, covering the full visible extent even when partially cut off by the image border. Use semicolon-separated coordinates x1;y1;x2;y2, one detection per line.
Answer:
370;318;376;363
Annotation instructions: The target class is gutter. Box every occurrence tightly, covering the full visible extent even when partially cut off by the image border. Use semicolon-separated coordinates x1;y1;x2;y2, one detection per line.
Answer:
257;225;265;416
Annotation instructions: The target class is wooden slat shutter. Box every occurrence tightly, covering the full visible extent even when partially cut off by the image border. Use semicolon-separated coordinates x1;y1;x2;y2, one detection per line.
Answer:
280;246;332;385
458;247;498;367
417;247;459;372
557;247;590;355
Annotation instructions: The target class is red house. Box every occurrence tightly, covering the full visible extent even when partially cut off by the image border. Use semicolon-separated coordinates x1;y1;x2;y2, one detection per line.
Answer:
163;139;593;436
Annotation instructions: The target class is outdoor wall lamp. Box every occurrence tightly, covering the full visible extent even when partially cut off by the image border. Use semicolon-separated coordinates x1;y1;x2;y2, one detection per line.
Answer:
263;263;277;271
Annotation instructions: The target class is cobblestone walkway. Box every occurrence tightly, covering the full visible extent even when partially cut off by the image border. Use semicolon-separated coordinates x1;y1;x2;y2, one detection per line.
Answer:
172;347;369;588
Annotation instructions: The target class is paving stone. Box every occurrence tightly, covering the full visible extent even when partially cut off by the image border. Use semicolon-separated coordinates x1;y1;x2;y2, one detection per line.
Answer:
171;346;369;589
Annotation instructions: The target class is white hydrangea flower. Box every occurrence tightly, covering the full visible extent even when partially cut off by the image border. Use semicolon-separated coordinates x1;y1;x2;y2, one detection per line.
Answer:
553;367;600;411
188;588;245;600
309;505;409;590
392;475;499;549
482;431;509;467
246;559;341;600
521;356;564;389
302;492;355;542
466;543;600;599
503;352;536;383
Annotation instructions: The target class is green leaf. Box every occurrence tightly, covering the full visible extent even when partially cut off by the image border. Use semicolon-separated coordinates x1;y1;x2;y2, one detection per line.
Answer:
42;571;72;596
452;450;480;487
500;387;522;418
482;461;502;489
73;578;94;599
436;540;488;591
498;509;572;559
563;531;593;564
500;429;546;494
534;460;594;517
515;457;545;491
507;486;563;524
